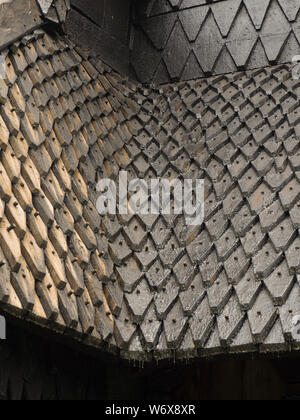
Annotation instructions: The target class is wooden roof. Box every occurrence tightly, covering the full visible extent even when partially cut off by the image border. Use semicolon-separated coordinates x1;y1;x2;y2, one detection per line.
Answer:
0;0;299;362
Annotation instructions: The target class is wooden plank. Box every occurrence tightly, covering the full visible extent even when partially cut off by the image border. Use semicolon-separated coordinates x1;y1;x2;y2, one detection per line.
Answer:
44;240;67;290
11;262;35;311
36;268;59;321
21;231;46;280
0;216;22;272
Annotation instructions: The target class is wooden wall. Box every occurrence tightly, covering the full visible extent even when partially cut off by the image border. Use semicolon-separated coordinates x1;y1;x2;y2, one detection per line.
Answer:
0;320;299;400
0;321;146;400
172;359;285;400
